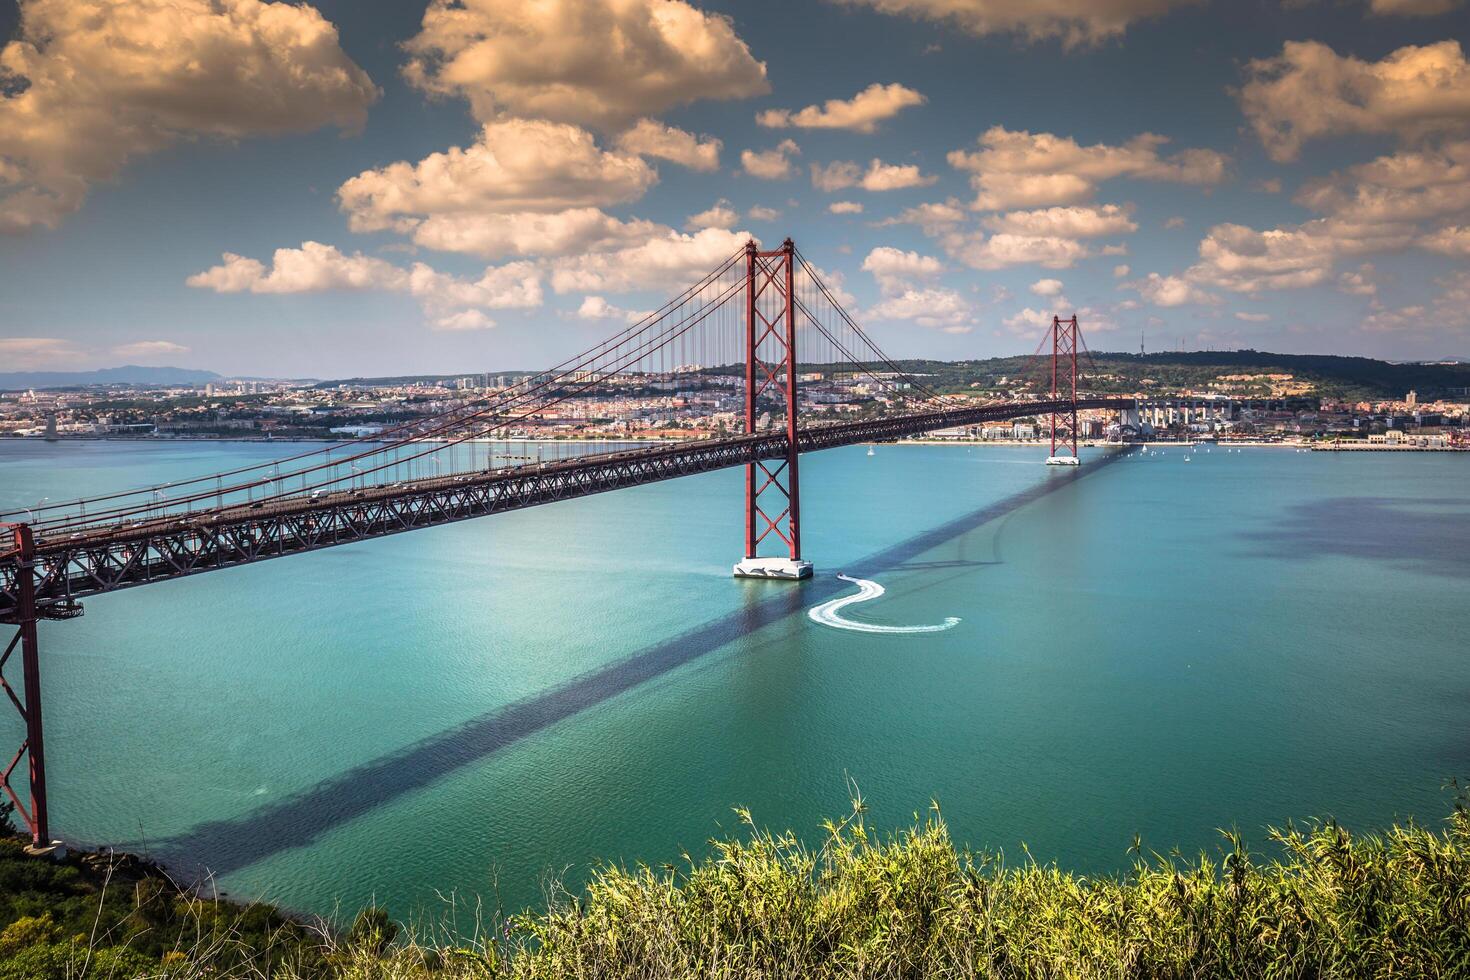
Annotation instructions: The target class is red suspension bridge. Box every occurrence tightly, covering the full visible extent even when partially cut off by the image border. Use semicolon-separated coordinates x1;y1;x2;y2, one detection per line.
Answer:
0;239;1131;851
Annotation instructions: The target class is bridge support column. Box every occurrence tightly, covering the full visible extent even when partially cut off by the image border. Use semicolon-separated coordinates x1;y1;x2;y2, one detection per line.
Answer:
1;525;59;855
1045;315;1081;466
734;238;812;580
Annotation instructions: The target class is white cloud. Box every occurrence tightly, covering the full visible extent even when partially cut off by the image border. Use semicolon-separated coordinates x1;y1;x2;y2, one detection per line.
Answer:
829;201;865;214
1164;215;1186;229
941;231;1090;269
550;227;750;293
575;295;649;323
1113;264;1131;278
742;140;801;180
811;158;938;191
338;119;656;236
1420;225;1470;255
1239;41;1470;161
0;0;377;232
1030;278;1064;296
113;340;189;360
830;0;1199;46
1337;264;1378;295
188;243;543;324
861;246;944;293
1185;219;1412;293
862;160;939;190
868;287;974;332
0;337;83;369
434;310;495;331
615;119;722;171
747;205;782;221
401;0;768;129
757;82;925;133
686;200;740;231
983;204;1137;238
406;209;663;260
1124;272;1218;307
1294;141;1470;227
189;242;407;295
878;199;968;234
1001;306;1059;336
947;126;1226;210
1234;311;1271;322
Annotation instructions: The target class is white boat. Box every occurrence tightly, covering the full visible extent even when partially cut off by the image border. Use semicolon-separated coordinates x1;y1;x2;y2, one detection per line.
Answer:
866;446;875;456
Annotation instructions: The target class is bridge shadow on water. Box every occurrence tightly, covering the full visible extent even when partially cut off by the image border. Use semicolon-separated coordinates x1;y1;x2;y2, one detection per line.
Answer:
145;450;1128;878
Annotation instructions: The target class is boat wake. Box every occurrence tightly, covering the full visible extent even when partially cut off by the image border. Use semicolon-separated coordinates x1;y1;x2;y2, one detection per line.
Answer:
807;574;960;634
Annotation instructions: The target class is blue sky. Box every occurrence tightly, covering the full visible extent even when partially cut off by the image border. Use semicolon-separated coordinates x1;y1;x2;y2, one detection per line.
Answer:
2;0;1469;377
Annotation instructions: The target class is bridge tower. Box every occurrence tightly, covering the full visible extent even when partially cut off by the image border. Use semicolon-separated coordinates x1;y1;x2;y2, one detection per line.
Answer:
1046;315;1082;466
1;524;60;854
733;238;812;579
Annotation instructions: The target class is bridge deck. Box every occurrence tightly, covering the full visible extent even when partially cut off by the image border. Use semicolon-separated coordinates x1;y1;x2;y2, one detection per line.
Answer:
0;399;1128;618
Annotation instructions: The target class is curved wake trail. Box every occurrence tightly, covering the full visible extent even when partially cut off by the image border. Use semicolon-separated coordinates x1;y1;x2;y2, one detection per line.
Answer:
807;574;960;634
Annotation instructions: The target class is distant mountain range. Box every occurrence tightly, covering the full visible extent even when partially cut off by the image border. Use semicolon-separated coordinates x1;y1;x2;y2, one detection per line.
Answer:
0;366;222;390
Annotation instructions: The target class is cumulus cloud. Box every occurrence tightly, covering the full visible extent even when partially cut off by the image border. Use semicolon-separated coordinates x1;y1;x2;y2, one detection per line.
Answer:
188;242;543;324
742;140;801;179
1030;278;1064;296
947;126;1226;210
406;209;664;261
829;201;865;214
401;0;768;129
878;199;968;234
868;287;974;332
434;310;495;331
983;204;1137;238
338;119;656;237
757;82;926;132
830;0;1199;46
940;231;1091;269
1113;264;1131;277
549;227;751;293
1185;219;1411;293
857;245;967;330
861;246;944;293
811;158;938;191
616;119;722;171
1295;141;1470;227
1123;272;1218;307
113;340;190;360
575;295;649;323
189;242;407;295
1239;41;1470;161
1234;311;1271;322
0;0;377;232
1338;264;1378;295
686;200;740;231
1420;225;1470;254
747;205;782;221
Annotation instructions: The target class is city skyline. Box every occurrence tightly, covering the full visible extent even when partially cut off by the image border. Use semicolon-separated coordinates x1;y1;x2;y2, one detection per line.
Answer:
3;0;1470;377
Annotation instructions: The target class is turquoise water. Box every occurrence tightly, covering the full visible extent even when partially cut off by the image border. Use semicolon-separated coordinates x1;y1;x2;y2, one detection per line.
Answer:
2;439;1468;921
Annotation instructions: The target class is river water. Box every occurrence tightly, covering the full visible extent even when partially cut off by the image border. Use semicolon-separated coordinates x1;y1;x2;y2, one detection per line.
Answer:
2;439;1467;920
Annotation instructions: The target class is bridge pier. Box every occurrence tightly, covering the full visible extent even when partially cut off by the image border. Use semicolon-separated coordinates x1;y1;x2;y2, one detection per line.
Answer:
1;524;61;855
733;239;812;580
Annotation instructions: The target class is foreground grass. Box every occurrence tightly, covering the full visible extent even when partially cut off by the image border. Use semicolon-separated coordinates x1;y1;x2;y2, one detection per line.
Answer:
3;792;1469;979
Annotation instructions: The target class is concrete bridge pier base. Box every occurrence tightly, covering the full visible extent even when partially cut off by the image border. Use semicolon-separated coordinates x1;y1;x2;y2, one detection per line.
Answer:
733;556;814;580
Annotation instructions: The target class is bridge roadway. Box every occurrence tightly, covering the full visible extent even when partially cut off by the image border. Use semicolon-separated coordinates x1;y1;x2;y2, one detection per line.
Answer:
0;397;1130;620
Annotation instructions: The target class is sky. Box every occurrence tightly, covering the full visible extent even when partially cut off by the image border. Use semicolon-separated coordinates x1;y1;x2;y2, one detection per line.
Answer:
1;0;1469;378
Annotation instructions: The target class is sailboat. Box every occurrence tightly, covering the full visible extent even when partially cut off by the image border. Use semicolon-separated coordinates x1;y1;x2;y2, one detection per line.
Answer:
866;446;875;457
